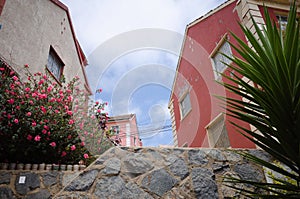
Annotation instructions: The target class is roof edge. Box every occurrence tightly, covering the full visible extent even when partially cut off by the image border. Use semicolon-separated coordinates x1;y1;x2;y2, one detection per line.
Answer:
187;0;236;28
50;0;91;94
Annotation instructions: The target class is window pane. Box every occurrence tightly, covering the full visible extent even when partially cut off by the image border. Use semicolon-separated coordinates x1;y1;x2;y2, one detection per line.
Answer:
47;49;63;81
212;41;232;79
180;93;191;118
111;125;120;134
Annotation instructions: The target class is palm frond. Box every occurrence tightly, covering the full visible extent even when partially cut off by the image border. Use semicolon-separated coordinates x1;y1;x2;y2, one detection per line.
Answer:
221;1;300;197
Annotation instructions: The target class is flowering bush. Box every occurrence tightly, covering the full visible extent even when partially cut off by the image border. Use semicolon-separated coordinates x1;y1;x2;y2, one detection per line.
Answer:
0;62;113;165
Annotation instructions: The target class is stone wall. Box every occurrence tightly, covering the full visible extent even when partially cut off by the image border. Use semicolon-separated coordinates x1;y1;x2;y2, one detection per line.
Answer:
0;169;81;199
54;147;272;199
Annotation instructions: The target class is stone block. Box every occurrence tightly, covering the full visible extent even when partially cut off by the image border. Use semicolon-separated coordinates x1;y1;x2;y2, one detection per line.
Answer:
169;158;189;180
0;187;15;199
188;149;208;165
42;172;58;187
141;168;178;197
0;172;11;184
65;169;99;191
103;157;121;175
15;172;40;195
191;168;219;199
24;189;51;199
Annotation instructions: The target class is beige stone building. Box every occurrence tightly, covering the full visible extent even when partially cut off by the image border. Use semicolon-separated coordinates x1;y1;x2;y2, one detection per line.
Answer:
0;0;91;93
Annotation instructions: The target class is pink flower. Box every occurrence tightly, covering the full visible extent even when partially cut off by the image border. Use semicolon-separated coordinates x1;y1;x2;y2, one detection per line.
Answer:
67;96;73;101
75;75;80;79
44;125;49;130
38;79;44;85
47;85;53;92
81;142;85;146
7;99;14;104
34;135;41;142
70;145;76;151
43;75;48;80
7;114;11;119
29;100;33;105
66;89;71;94
27;134;33;141
14;119;19;124
10;71;15;75
80;123;84;130
12;76;18;81
83;154;89;159
67;110;72;116
32;122;37;127
25;87;30;92
24;64;29;68
97;109;101;113
26;112;32;117
41;106;47;114
0;67;4;71
67;135;72;139
32;93;37;97
16;106;20;110
61;151;67;157
42;129;47;134
39;94;47;99
68;119;74;125
49;142;56;147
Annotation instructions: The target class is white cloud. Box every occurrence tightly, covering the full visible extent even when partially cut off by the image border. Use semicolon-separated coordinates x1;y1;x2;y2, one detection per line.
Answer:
61;0;227;54
60;0;227;146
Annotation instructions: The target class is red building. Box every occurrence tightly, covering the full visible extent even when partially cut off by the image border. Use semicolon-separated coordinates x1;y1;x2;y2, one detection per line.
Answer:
106;114;142;147
169;0;296;148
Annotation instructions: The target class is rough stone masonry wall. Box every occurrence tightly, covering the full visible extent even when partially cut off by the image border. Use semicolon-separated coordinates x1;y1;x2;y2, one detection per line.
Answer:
54;147;272;199
0;169;81;199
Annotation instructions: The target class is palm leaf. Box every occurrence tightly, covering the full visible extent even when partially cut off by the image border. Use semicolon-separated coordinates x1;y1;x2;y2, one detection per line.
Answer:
220;1;300;197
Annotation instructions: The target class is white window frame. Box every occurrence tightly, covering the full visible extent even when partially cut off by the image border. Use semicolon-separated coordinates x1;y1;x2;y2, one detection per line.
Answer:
205;113;230;148
210;34;233;80
110;125;120;135
179;91;192;120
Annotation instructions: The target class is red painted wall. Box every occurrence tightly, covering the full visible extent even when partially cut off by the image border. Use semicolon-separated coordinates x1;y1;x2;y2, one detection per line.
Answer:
172;2;256;148
0;0;6;16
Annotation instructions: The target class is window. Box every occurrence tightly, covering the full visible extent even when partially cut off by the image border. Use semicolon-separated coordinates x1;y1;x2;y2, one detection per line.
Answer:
211;40;232;80
180;92;191;119
206;113;230;148
47;47;64;81
276;15;288;37
277;15;288;31
110;125;120;135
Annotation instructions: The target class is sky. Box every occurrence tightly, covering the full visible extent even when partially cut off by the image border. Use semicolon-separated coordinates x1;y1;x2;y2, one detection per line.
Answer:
60;0;226;146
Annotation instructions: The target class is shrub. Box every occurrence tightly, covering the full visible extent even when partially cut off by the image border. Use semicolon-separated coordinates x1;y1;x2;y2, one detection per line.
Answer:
0;62;112;165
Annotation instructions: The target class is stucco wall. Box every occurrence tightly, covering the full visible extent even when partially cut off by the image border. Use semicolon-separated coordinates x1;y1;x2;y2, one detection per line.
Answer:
0;0;86;89
170;1;256;148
